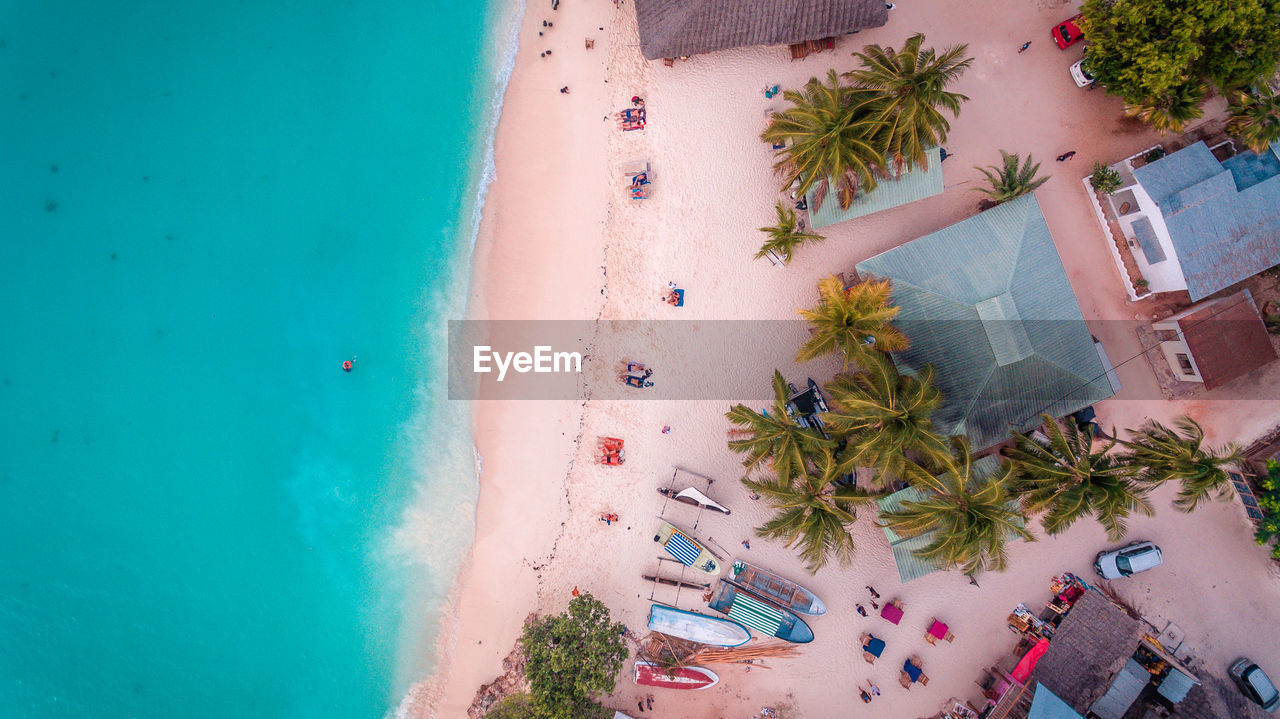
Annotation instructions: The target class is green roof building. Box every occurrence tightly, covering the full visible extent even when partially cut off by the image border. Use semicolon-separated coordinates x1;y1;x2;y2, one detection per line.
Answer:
855;194;1120;451
804;147;944;229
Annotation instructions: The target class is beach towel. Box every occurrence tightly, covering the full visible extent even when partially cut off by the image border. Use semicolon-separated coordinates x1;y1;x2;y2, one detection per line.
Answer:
728;593;785;637
665;531;701;567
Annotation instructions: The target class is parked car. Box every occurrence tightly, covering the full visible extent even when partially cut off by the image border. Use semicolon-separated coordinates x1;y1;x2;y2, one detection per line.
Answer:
1230;659;1280;712
1093;541;1163;579
1053;15;1085;48
1070;58;1095;88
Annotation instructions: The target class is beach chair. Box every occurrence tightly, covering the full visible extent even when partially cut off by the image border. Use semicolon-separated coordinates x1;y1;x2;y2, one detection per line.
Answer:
584;38;594;50
900;655;926;689
880;598;904;625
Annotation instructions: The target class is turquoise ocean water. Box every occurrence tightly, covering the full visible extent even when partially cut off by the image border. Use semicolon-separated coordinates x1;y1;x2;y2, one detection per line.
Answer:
0;0;518;716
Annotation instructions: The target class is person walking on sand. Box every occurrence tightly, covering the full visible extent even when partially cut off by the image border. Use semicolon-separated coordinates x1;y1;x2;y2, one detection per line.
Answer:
870;599;879;610
1057;151;1077;162
637;700;644;713
647;695;654;710
1018;41;1031;53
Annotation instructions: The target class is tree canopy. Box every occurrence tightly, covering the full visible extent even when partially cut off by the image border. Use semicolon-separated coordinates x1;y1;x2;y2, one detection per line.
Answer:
519;594;627;719
1081;0;1280;103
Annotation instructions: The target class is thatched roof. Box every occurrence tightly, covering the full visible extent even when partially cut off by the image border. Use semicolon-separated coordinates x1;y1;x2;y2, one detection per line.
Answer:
1031;590;1144;714
633;0;888;60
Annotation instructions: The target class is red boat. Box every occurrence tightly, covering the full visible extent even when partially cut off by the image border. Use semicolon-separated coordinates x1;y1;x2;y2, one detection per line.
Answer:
633;660;719;690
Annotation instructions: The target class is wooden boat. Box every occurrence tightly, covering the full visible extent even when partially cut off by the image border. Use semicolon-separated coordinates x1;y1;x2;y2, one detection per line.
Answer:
642;574;709;591
633;660;719;690
657;486;730;515
648;604;751;647
708;581;814;644
653;521;721;576
726;559;826;615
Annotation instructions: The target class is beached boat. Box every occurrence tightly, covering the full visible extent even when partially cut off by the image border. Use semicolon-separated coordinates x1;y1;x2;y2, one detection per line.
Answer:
641;574;709;591
708;581;814;644
726;559;826;616
648;604;751;647
653;521;721;576
633;661;719;690
657;486;730;515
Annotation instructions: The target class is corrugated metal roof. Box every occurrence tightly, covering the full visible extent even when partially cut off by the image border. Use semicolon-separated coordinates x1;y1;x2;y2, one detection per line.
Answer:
976;293;1033;366
1133;142;1280;301
1156;668;1197;703
633;0;887;60
1131;216;1166;263
1028;684;1085;719
1089;658;1149;719
856;195;1116;450
806;146;944;228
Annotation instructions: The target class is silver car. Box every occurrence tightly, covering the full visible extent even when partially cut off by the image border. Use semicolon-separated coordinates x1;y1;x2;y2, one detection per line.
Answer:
1093;540;1163;579
1231;658;1280;712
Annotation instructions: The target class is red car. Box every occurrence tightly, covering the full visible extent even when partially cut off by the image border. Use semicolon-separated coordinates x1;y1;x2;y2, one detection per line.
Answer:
1053;14;1084;49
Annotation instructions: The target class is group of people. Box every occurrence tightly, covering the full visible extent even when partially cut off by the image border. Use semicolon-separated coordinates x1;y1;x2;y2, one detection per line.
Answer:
856;584;883;701
855;584;881;616
623;362;654;388
599;437;625;465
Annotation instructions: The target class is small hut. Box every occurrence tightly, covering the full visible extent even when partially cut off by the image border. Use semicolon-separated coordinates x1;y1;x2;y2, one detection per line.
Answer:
633;0;888;61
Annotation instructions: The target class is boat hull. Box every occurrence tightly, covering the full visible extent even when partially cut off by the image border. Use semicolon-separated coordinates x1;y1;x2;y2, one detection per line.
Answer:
648;604;750;647
633;661;719;690
728;560;826;616
708;581;815;644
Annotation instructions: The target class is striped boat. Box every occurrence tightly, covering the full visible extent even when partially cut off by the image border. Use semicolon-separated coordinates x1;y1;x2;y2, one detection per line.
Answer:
653;521;721;576
708;581;814;643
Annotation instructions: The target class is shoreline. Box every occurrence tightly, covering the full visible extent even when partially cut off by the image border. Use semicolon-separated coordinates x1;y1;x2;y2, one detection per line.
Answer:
411;1;1280;717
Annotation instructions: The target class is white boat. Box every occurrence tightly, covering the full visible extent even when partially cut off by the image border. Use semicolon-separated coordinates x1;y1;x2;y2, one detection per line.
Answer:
657;486;731;515
648;604;750;647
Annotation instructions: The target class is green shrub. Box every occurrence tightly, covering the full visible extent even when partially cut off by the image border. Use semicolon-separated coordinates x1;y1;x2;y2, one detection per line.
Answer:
1254;460;1280;560
520;594;627;719
1143;147;1166;163
1090;163;1123;194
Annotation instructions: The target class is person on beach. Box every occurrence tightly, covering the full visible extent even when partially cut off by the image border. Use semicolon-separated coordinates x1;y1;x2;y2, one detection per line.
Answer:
637;700;644;713
571;586;579;597
1018;41;1031;53
870;599;879;610
742;540;751;550
1057;151;1077;161
661;425;671;434
856;604;868;617
859;688;872;703
869;683;880;697
647;695;654;710
867;585;880;599
559;86;569;94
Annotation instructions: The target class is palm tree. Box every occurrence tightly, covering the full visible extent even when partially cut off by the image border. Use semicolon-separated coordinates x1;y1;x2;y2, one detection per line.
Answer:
974;150;1049;204
755;200;825;264
1123;83;1205;134
743;447;878;573
726;370;832;478
1004;415;1151;541
845;33;973;170
1121;416;1243;513
1227;86;1280;153
877;441;1033;575
821;354;949;485
761;70;887;211
796;275;908;367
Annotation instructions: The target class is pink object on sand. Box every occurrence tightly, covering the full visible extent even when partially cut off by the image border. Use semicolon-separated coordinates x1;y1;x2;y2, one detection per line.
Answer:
1011;638;1051;682
881;603;903;624
927;620;949;639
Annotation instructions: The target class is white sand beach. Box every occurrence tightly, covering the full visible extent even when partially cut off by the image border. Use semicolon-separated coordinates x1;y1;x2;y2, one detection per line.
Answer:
411;1;1280;717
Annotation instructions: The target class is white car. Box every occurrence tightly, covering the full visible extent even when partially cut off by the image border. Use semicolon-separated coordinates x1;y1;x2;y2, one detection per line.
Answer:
1094;540;1162;579
1070;58;1095;88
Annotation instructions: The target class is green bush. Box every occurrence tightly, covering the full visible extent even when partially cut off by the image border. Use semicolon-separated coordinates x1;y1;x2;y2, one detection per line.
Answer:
520;594;627;719
1142;147;1166;163
1254;460;1280;560
1090;163;1123;194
